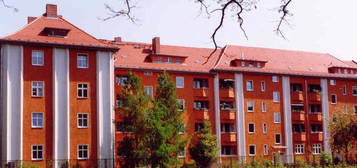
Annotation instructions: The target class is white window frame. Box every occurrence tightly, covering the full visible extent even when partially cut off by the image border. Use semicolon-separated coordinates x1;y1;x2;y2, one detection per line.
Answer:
247;101;254;112
263;144;269;155
312;144;322;155
295;144;305;154
330;80;336;86
274;112;281;123
261;81;266;92
273;91;280;102
31;145;44;161
32;112;44;128
263;123;267;134
275;134;281;144
246;80;254;91
77;54;89;68
353;86;357;96
176;76;184;88
248;123;255;134
262;102;266;112
31;50;44;66
77;113;88;128
32;81;44;97
248;144;256;156
331;94;337;104
144;86;154;98
78;144;89;160
77;83;89;98
272;76;279;83
177;99;185;111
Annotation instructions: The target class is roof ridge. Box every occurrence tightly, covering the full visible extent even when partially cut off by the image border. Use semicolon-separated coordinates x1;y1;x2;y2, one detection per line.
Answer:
226;44;330;55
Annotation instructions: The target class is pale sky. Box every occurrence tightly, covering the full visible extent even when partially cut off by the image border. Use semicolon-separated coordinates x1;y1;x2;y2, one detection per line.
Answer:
1;0;356;61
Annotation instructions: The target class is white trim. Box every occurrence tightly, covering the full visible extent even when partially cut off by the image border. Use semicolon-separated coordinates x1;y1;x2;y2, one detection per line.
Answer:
77;144;89;160
213;74;221;162
248;123;255;134
77;113;89;129
330;94;337;104
248;144;256;156
31;144;44;161
235;73;246;162
321;79;331;154
282;76;293;163
31;112;44;128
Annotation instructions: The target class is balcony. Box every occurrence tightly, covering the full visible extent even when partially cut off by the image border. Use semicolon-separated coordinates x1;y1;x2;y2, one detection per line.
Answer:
221;133;237;143
309;113;322;122
293;133;306;142
194;109;209;120
308;92;321;102
221;111;236;120
292;112;305;121
310;132;323;142
193;89;209;98
220;89;235;98
291;92;304;102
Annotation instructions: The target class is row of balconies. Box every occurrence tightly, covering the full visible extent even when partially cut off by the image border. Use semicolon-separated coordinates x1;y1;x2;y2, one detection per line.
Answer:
293;132;323;142
291;92;321;102
193;88;234;98
292;113;323;122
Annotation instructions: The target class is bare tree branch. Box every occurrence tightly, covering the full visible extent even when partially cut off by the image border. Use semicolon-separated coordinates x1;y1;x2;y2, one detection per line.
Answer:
275;0;292;39
101;0;137;23
196;0;210;17
1;0;18;12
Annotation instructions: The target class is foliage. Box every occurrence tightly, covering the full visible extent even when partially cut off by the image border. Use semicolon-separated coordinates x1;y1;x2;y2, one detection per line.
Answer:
189;120;217;168
319;152;332;166
17;164;39;168
117;72;151;167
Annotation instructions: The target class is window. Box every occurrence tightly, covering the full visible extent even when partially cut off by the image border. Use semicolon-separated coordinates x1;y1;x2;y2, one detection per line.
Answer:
177;99;185;111
274;112;281;123
144;71;153;76
275;134;281;144
247;101;254;112
262;102;266;112
273;92;280;102
263;144;269;155
310;104;321;113
257;62;261;68
77;113;88;128
241;61;246;67
178;148;186;158
157;56;162;63
195;123;204;132
248;123;255;133
32;145;43;160
144;86;153;98
330;80;336;86
263;123;267;134
354;105;357;115
116;95;125;108
343;85;347;95
292;124;305;133
194;101;209;110
312;144;322;155
331;94;337;104
219;79;234;89
292;104;304;113
295;144;304;154
248;62;254;67
193;79;208;89
261;81;266;92
32;81;44;97
220;101;234;110
32;50;44;66
166;57;171;63
249;145;256;156
116;75;128;86
77;54;88;68
78;145;88;159
246;80;253;91
353;86;357;96
291;84;303;92
116;122;126;133
272;76;279;82
32;113;43;128
77;83;88;98
221;123;235;133
221;146;235;155
176;77;184;88
311;124;322;133
309;85;321;93
175;58;181;64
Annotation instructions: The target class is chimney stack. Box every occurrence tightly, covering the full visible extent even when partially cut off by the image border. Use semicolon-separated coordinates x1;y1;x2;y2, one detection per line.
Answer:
152;37;160;54
114;37;122;43
27;17;37;24
45;4;57;17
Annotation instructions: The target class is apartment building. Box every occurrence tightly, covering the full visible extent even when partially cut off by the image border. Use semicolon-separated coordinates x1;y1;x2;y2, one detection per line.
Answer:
0;4;117;168
1;3;357;168
109;37;357;165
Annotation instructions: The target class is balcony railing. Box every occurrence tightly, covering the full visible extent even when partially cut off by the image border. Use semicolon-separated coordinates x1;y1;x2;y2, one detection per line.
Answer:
194;108;209;120
221;111;236;120
291;92;304;102
309;113;323;122
292;112;305;121
293;133;306;141
220;89;235;98
193;88;209;97
310;132;323;141
221;133;237;143
308;92;321;102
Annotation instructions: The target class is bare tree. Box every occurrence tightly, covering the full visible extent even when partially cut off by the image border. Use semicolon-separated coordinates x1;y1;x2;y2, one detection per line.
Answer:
104;0;293;62
1;0;18;12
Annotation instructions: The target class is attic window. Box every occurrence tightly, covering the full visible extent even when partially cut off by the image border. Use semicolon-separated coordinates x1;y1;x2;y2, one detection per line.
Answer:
40;27;70;37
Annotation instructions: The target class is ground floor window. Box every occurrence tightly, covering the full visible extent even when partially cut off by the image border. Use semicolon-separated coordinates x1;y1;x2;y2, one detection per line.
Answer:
32;145;43;160
312;144;322;155
78;145;89;159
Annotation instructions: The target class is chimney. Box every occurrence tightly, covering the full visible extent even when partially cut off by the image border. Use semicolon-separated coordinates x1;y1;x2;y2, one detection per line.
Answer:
45;4;57;17
114;37;122;43
152;37;160;54
27;17;37;24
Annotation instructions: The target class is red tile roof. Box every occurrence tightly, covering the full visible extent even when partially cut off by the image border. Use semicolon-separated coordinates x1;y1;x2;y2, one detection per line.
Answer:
1;16;117;51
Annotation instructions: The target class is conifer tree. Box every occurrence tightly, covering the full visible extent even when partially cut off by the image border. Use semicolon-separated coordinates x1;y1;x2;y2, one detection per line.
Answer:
189;120;218;168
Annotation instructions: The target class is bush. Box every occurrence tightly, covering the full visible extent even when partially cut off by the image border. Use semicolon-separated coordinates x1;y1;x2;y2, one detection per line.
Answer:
319;152;332;166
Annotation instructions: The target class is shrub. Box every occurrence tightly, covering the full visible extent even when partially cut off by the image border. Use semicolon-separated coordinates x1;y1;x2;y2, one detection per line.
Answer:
319;152;332;166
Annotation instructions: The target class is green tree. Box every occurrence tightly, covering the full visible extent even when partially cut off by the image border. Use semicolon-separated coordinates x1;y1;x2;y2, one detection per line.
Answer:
189;120;217;168
329;112;357;162
117;72;151;167
147;72;187;168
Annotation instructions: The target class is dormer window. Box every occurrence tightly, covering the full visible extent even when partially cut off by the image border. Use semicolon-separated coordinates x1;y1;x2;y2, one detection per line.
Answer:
167;57;171;64
248;62;254;67
40;27;69;37
231;59;267;68
242;61;246;67
257;63;261;68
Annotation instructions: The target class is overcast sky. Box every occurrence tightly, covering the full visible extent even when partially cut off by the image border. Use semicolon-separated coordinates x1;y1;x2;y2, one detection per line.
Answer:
1;0;356;61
